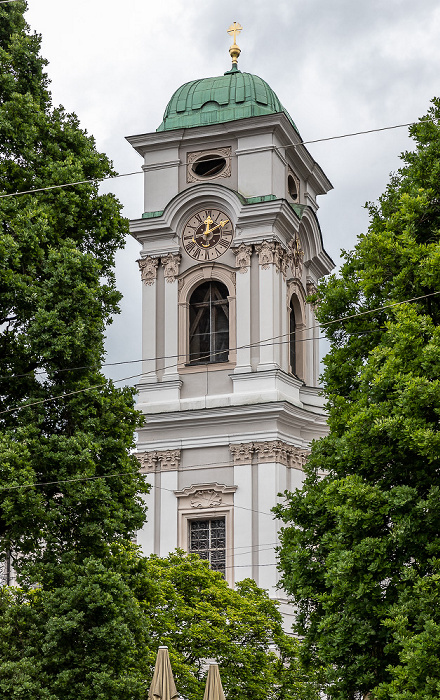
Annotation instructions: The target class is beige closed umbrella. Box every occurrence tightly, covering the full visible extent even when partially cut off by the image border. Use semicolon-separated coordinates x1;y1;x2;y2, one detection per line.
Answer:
203;663;226;700
148;646;179;700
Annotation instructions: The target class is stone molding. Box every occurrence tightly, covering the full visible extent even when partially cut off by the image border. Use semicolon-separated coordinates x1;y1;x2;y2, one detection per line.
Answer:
162;253;181;283
175;482;237;509
229;441;309;469
137;256;159;286
136;449;181;472
232;243;253;273
186;147;232;184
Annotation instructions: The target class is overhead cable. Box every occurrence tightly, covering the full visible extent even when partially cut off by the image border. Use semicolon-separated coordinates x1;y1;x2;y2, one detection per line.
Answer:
0;289;438;415
1;290;438;384
1;117;439;200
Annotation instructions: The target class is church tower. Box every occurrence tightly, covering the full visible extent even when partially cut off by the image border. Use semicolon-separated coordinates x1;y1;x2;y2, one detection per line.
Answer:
127;25;333;622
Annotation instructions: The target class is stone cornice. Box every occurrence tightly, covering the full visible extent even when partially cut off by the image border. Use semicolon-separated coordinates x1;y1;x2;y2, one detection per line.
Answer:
125;113;333;196
135;396;327;453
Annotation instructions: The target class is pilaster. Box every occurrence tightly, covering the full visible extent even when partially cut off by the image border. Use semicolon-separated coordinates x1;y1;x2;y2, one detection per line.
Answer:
256;241;284;371
233;244;253;373
138;256;159;382
162;253;181;380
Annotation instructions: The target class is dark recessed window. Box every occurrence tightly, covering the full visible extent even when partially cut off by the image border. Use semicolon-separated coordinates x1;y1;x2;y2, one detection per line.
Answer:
189;281;229;364
290;299;296;376
192;154;227;178
288;174;298;201
189;518;226;575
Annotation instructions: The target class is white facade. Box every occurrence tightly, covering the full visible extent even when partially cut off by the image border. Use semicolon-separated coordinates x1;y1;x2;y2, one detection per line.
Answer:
128;109;333;624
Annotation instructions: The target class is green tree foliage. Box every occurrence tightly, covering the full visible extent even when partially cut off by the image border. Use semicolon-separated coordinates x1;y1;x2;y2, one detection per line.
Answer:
0;554;150;700
375;562;440;700
275;98;440;699
0;3;149;696
129;550;323;700
0;549;323;700
0;1;147;582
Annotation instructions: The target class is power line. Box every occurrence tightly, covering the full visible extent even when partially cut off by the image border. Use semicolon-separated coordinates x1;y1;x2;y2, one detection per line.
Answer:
0;170;141;199
0;289;438;415
1;290;437;386
1;467;277;517
1;117;439;201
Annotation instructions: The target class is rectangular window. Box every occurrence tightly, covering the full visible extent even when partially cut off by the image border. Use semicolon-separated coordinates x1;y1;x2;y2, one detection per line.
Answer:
189;518;226;575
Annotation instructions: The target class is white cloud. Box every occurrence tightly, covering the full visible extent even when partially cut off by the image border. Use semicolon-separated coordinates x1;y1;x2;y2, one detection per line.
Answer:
23;0;440;378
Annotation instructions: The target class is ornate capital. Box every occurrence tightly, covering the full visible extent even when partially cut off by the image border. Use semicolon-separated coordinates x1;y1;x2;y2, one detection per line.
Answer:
138;256;159;286
233;243;253;273
255;241;276;269
136;449;181;472
162;253;181;283
287;234;304;279
273;243;288;279
157;449;181;471
254;440;288;465
306;278;319;307
253;441;309;468
288;447;309;470
230;443;254;465
136;451;157;472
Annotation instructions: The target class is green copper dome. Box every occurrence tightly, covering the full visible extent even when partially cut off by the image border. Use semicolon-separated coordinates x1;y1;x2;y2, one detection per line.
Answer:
157;67;298;133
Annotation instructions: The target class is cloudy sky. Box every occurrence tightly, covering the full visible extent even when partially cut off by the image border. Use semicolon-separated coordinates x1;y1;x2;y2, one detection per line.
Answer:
24;0;440;383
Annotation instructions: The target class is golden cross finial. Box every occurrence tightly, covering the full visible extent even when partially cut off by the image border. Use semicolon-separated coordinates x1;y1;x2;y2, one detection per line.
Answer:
227;21;242;45
227;22;242;66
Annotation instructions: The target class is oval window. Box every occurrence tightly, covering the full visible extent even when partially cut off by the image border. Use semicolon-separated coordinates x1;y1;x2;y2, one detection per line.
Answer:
288;174;298;201
192;154;227;178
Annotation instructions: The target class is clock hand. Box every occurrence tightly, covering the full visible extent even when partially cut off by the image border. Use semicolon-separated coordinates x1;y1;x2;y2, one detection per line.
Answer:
203;215;214;237
203;219;229;236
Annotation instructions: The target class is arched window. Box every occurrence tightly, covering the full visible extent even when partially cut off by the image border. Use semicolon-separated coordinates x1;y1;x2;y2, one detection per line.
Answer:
289;298;296;376
189;281;229;364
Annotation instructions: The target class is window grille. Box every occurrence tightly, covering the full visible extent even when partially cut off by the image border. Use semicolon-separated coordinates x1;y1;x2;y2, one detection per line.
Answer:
189;281;229;364
189;518;226;575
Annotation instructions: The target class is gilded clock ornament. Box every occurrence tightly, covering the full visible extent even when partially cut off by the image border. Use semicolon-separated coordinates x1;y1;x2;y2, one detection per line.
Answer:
182;208;234;261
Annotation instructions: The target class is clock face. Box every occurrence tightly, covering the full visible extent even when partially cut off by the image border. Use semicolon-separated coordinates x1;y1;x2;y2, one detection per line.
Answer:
182;208;234;261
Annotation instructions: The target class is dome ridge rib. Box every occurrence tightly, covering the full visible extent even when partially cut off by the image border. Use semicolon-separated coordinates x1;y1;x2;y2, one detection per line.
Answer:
157;70;298;133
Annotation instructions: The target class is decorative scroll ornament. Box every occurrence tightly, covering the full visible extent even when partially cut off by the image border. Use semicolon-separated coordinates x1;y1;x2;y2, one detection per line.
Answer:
287;234;304;278
191;490;223;509
233;243;252;273
255;241;276;269
162;253;181;283
138;256;159;286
